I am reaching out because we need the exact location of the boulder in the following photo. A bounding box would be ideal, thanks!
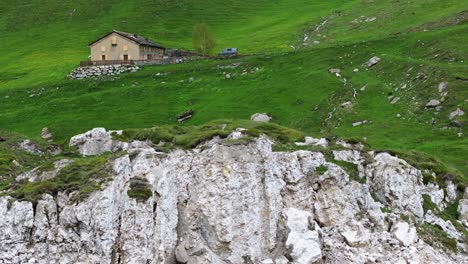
[391,221,417,246]
[366,153,424,219]
[69,128,128,156]
[363,56,381,67]
[426,100,440,108]
[458,198,468,228]
[341,224,369,247]
[41,127,53,141]
[284,208,322,264]
[438,82,448,93]
[251,113,272,122]
[352,120,368,127]
[17,140,42,154]
[451,120,464,128]
[449,108,465,120]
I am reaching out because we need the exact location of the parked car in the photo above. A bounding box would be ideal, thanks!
[219,48,238,56]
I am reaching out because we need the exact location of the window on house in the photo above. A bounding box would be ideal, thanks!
[147,54,153,60]
[111,36,117,46]
[101,55,106,61]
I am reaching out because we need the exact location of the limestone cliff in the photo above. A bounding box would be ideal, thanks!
[1,128,467,264]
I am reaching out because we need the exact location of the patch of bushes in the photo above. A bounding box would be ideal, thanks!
[127,178,153,202]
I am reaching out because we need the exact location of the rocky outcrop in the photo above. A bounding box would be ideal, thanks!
[0,129,466,264]
[67,64,140,79]
[69,128,128,156]
[251,113,272,122]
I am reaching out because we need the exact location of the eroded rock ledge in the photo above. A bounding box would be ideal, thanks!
[1,128,467,264]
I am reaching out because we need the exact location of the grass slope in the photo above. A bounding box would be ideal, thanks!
[0,1,467,176]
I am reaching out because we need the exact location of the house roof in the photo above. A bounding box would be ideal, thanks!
[88,30,166,49]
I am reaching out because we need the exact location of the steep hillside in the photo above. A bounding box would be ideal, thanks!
[0,1,467,176]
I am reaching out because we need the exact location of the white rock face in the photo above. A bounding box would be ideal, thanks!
[69,128,129,156]
[425,211,462,240]
[366,153,424,219]
[284,208,322,264]
[0,130,466,264]
[458,190,468,227]
[250,113,272,122]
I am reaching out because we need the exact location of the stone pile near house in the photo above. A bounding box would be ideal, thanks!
[68,64,140,79]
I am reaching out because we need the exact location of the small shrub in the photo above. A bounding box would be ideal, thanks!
[422,194,437,212]
[315,165,328,175]
[127,178,152,202]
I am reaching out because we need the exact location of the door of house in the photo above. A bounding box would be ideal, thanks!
[123,54,129,61]
[101,55,106,61]
[147,54,153,60]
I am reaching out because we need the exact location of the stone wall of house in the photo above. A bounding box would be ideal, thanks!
[67,65,140,79]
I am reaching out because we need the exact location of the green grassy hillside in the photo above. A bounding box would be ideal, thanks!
[0,1,467,177]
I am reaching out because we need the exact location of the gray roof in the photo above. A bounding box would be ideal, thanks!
[89,30,166,49]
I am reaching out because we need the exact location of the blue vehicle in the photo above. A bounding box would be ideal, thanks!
[219,48,238,56]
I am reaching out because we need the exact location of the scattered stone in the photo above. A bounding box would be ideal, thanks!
[451,120,464,128]
[458,189,468,227]
[438,82,448,93]
[250,113,272,122]
[353,68,359,72]
[363,56,381,67]
[41,127,53,141]
[352,120,368,127]
[341,101,353,108]
[341,224,369,247]
[328,68,341,74]
[396,114,401,118]
[17,140,42,155]
[295,136,329,148]
[360,85,366,91]
[400,84,407,89]
[390,97,400,104]
[417,72,427,80]
[449,108,465,120]
[426,99,440,108]
[225,73,231,79]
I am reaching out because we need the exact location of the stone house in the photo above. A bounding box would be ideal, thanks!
[88,30,166,61]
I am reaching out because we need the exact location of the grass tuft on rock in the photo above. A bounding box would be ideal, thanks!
[4,155,112,203]
[127,178,153,202]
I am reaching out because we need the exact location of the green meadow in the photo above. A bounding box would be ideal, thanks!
[0,0,467,177]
